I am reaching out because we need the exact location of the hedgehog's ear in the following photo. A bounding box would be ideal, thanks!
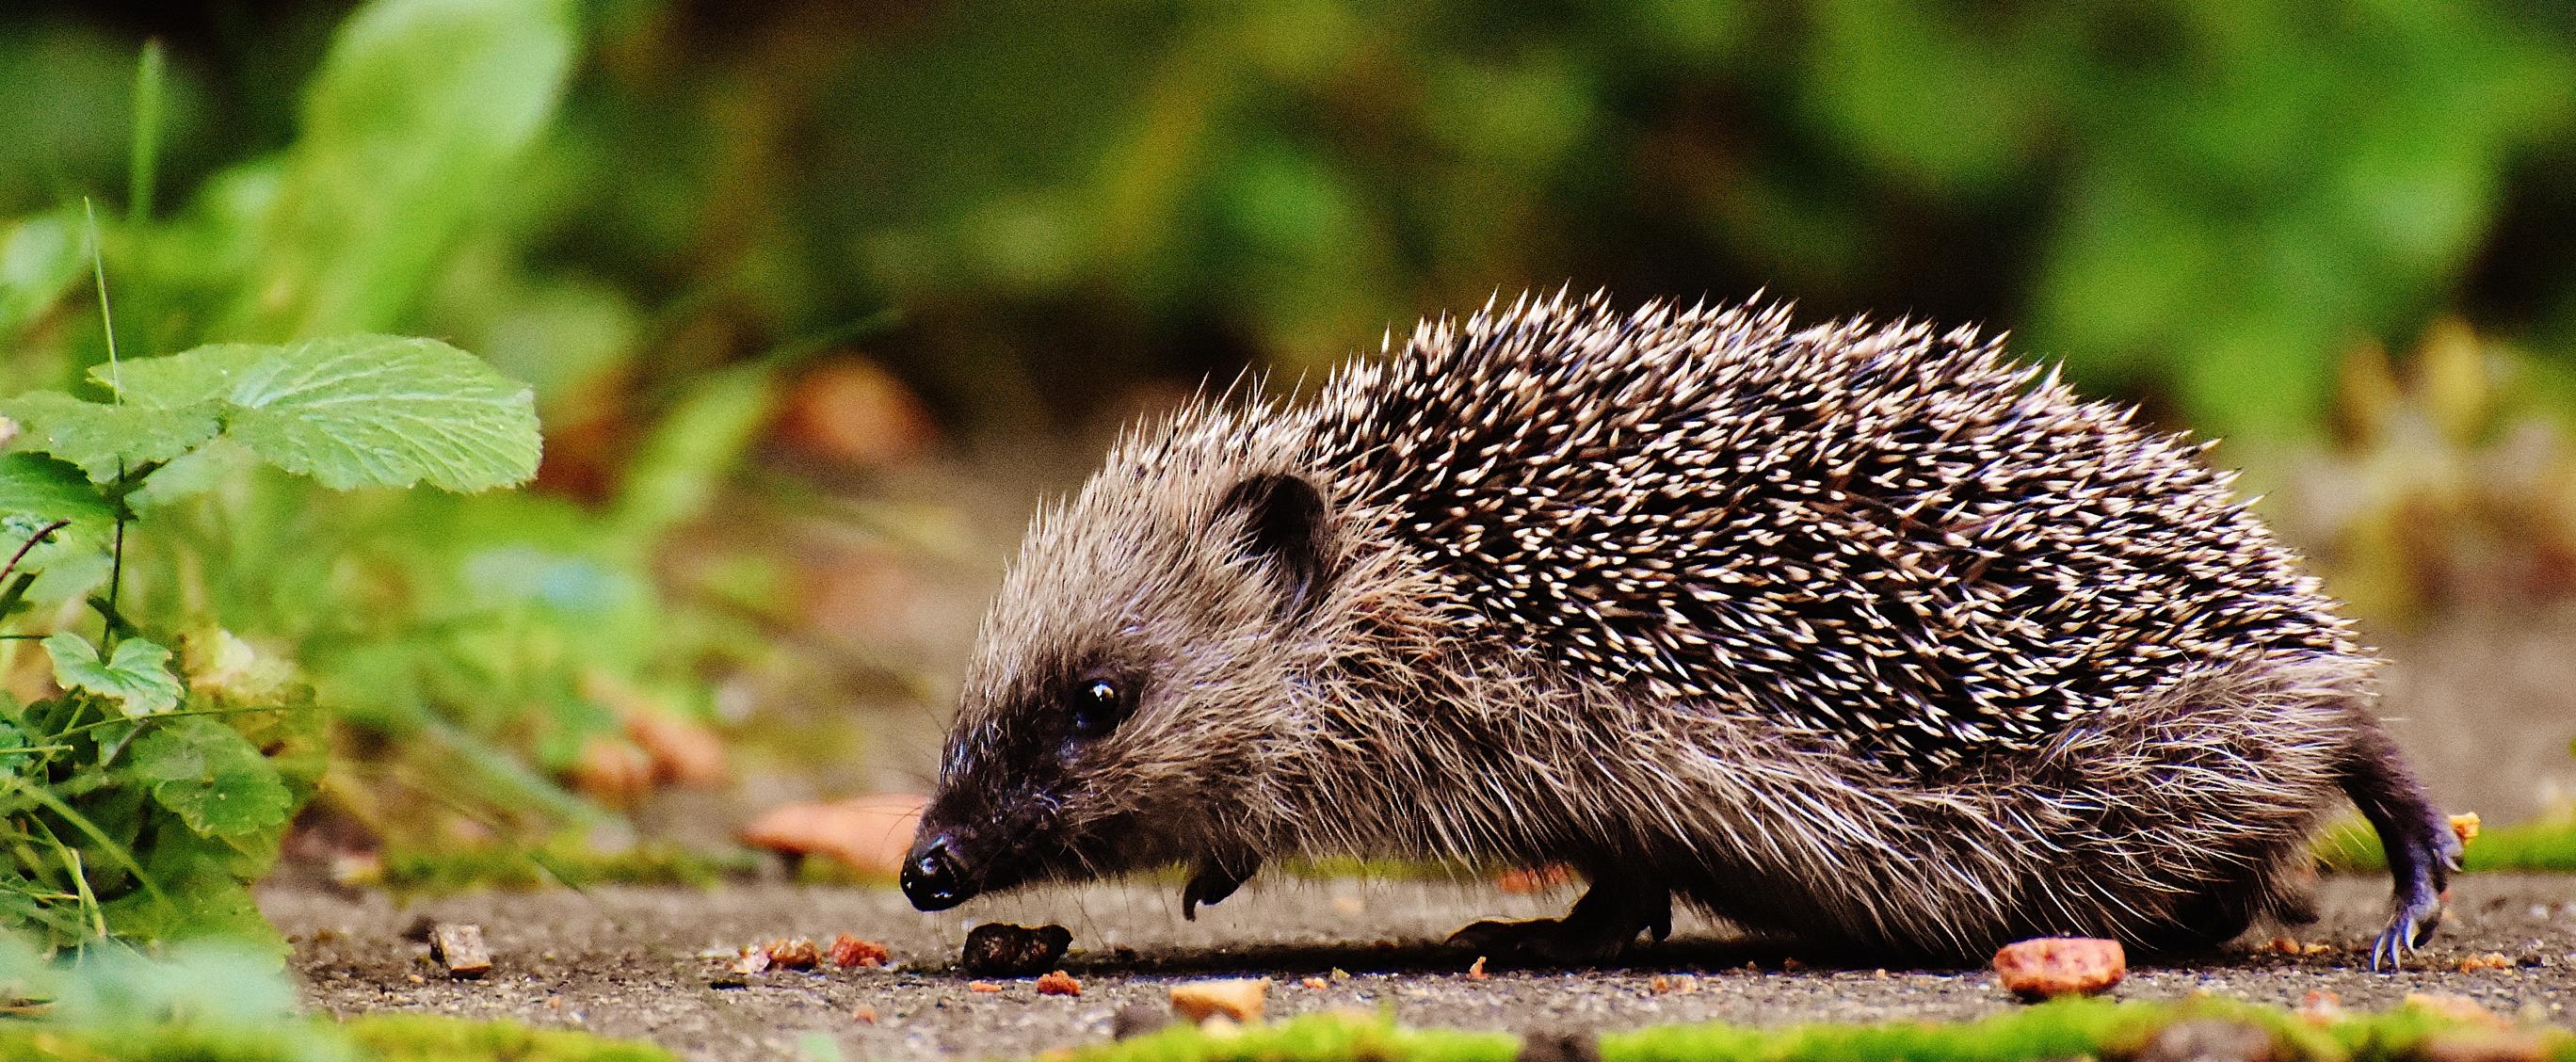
[1215,473,1329,621]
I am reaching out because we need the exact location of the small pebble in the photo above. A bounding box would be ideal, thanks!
[428,924,492,979]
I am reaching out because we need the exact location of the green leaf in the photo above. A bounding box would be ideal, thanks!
[0,210,86,332]
[43,635,183,717]
[0,718,28,779]
[0,391,222,482]
[223,0,575,338]
[126,716,293,838]
[0,452,114,524]
[99,335,541,491]
[0,453,115,590]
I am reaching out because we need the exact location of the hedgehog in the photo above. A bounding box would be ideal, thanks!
[900,290,2460,969]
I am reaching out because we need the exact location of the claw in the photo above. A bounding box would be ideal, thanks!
[2371,885,2444,972]
[1181,852,1260,921]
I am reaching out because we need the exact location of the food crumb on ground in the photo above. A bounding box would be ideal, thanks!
[1467,956,1488,980]
[1301,976,1328,990]
[1170,978,1269,1022]
[1991,937,2125,999]
[851,1006,877,1024]
[967,980,1004,993]
[1035,970,1081,996]
[765,938,820,970]
[829,933,890,969]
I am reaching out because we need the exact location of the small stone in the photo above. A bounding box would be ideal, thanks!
[1515,1030,1602,1062]
[2134,1020,2278,1062]
[1991,937,2124,999]
[1170,977,1269,1022]
[959,923,1071,976]
[1110,1004,1171,1039]
[2418,1032,2546,1062]
[2299,990,2345,1025]
[428,924,492,979]
[1035,970,1082,996]
[2407,992,2509,1030]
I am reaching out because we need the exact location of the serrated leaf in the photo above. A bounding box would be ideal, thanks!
[0,391,223,482]
[0,452,114,523]
[126,716,293,838]
[0,717,27,779]
[43,635,184,717]
[0,453,113,597]
[97,335,541,492]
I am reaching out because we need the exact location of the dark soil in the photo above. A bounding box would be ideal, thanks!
[270,874,2576,1062]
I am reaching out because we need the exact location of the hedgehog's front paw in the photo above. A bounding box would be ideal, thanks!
[2369,884,2446,972]
[1447,879,1669,965]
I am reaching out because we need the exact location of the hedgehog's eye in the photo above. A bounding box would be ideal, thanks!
[1068,676,1129,738]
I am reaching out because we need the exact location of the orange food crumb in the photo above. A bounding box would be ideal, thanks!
[1036,970,1082,996]
[829,933,890,969]
[1300,976,1329,990]
[765,938,821,970]
[852,1006,877,1024]
[968,980,1004,993]
[1467,956,1489,980]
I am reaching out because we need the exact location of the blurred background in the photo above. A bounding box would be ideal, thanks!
[1,0,2571,887]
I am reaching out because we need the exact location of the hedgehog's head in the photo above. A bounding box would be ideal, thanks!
[903,416,1335,913]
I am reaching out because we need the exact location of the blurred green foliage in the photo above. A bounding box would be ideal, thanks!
[0,0,789,904]
[0,0,2570,919]
[10,0,2573,444]
[0,929,675,1060]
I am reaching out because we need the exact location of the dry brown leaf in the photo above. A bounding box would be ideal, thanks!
[740,793,926,877]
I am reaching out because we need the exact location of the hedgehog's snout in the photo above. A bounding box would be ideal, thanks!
[901,832,973,910]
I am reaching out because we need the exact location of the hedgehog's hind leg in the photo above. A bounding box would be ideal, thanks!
[2338,723,2462,971]
[1448,875,1670,964]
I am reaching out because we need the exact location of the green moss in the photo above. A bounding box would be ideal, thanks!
[1070,1011,1517,1062]
[374,842,761,895]
[1045,997,2574,1062]
[0,1014,673,1062]
[344,1014,680,1061]
[2316,815,2576,873]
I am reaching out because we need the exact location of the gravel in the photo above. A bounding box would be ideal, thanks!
[270,873,2576,1062]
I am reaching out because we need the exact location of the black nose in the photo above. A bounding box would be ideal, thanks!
[901,834,972,910]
